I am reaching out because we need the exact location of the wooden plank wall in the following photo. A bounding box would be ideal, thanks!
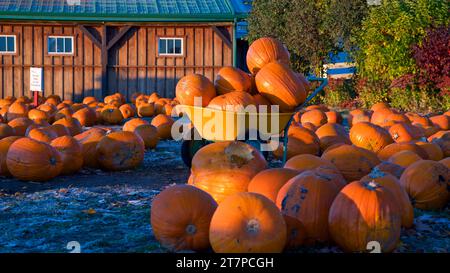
[0,23,233,101]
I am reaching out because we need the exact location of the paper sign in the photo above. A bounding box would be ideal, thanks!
[30,67,43,92]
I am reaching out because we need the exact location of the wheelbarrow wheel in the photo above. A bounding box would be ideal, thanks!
[181,139,209,168]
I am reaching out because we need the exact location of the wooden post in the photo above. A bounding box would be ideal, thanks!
[101,25,108,99]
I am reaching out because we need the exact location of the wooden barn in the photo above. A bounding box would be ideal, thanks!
[0,0,250,101]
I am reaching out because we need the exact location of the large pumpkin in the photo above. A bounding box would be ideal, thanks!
[176,74,216,107]
[370,108,395,126]
[137,102,155,117]
[440,157,450,168]
[209,192,286,253]
[0,136,22,176]
[96,131,145,171]
[6,102,28,121]
[361,169,414,228]
[134,124,159,149]
[301,110,328,128]
[191,141,267,203]
[119,104,136,119]
[322,144,381,182]
[6,137,63,181]
[255,62,306,112]
[48,124,71,137]
[388,122,421,143]
[246,37,290,74]
[150,114,175,140]
[276,170,340,244]
[388,150,422,168]
[74,127,108,168]
[328,180,401,252]
[207,91,256,112]
[377,142,428,161]
[399,160,449,210]
[214,66,252,95]
[284,154,336,173]
[429,131,450,157]
[27,127,58,143]
[151,185,218,252]
[72,107,97,127]
[28,109,49,122]
[123,118,149,132]
[325,111,343,124]
[284,215,307,250]
[247,168,300,203]
[374,161,405,179]
[315,123,351,152]
[101,106,124,125]
[50,135,83,175]
[273,125,320,159]
[8,117,34,136]
[0,124,15,140]
[54,107,73,121]
[416,141,444,161]
[53,117,82,136]
[430,115,449,130]
[349,122,393,153]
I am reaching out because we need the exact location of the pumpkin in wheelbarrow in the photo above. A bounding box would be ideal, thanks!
[176,74,216,107]
[207,91,256,112]
[246,37,290,75]
[190,141,267,203]
[214,66,252,95]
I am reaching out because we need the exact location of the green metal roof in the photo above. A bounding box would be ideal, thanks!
[0,0,248,22]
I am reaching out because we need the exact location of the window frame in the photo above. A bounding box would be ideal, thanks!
[157,37,185,58]
[46,35,75,56]
[0,34,17,55]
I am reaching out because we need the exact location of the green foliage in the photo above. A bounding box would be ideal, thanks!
[320,79,357,108]
[389,87,448,114]
[355,78,390,109]
[355,0,450,81]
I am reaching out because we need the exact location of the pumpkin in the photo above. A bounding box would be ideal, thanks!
[96,131,145,171]
[45,95,61,106]
[388,122,421,143]
[252,94,271,111]
[349,122,393,153]
[101,106,124,125]
[370,108,395,126]
[0,124,15,140]
[151,184,218,252]
[191,141,267,203]
[0,136,22,176]
[255,62,306,113]
[62,99,74,106]
[33,118,51,127]
[399,160,449,210]
[82,96,97,105]
[273,126,320,159]
[6,137,63,181]
[214,66,252,95]
[328,180,401,252]
[148,93,160,104]
[134,124,159,149]
[123,118,149,132]
[162,103,175,116]
[429,131,450,157]
[54,107,73,121]
[8,117,34,136]
[276,170,340,244]
[53,117,82,136]
[50,135,83,175]
[176,74,216,107]
[284,154,336,173]
[209,192,286,253]
[299,122,316,132]
[134,95,149,106]
[325,111,343,124]
[207,91,256,112]
[27,127,58,143]
[6,102,28,121]
[28,109,49,122]
[300,109,328,128]
[315,123,351,152]
[154,98,171,114]
[371,102,390,112]
[377,142,428,161]
[440,157,450,168]
[247,168,300,203]
[386,112,410,124]
[48,124,71,137]
[37,103,57,117]
[57,102,71,110]
[151,114,174,140]
[119,104,136,119]
[406,113,432,127]
[374,161,405,179]
[137,102,155,117]
[74,127,108,168]
[283,215,307,250]
[430,115,449,130]
[348,109,371,126]
[361,169,414,228]
[72,107,97,127]
[246,37,290,74]
[322,144,380,182]
[415,141,443,161]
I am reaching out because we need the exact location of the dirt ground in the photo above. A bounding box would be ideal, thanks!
[0,138,449,253]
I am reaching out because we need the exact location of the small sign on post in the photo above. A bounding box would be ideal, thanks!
[30,67,43,107]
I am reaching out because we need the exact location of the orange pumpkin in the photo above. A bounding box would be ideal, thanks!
[315,123,351,151]
[406,112,432,127]
[96,131,145,171]
[348,109,371,126]
[439,157,450,168]
[349,122,393,153]
[276,170,340,244]
[247,168,300,202]
[300,109,328,128]
[370,102,390,112]
[8,117,34,136]
[53,117,82,136]
[284,154,336,172]
[388,122,421,143]
[430,115,449,130]
[28,109,49,122]
[154,98,171,114]
[325,111,343,124]
[27,127,58,143]
[45,95,62,106]
[386,112,410,124]
[176,74,216,107]
[255,62,306,113]
[151,185,218,252]
[283,215,307,250]
[148,93,160,104]
[399,160,449,210]
[134,124,159,149]
[207,91,256,112]
[415,141,443,161]
[214,66,252,95]
[72,107,97,127]
[6,137,63,181]
[374,161,405,179]
[74,127,108,168]
[134,95,149,106]
[273,126,320,159]
[82,96,97,105]
[328,180,401,252]
[6,102,28,121]
[0,136,22,176]
[361,169,414,228]
[246,37,290,74]
[137,102,155,117]
[48,124,71,137]
[370,108,395,126]
[54,107,73,121]
[191,141,267,203]
[119,104,136,119]
[123,118,149,132]
[322,144,381,182]
[429,131,450,157]
[100,106,124,125]
[50,135,83,175]
[252,94,271,110]
[150,114,174,140]
[378,142,428,161]
[0,124,15,140]
[209,192,286,253]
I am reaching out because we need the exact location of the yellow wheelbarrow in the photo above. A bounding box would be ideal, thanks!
[178,77,328,167]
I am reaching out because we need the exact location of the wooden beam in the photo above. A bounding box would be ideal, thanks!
[101,25,108,98]
[212,26,232,49]
[78,25,101,48]
[107,26,133,50]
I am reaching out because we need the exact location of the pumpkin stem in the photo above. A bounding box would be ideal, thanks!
[185,224,197,235]
[365,181,380,190]
[246,219,260,235]
[225,141,254,167]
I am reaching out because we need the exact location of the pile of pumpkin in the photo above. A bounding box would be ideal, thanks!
[151,36,449,253]
[0,93,178,182]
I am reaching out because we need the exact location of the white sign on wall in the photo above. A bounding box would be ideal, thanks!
[30,67,43,92]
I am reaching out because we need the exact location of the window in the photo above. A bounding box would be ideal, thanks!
[0,35,16,54]
[158,37,183,56]
[48,36,74,55]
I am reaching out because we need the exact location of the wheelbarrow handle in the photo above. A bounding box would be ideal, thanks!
[281,77,328,164]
